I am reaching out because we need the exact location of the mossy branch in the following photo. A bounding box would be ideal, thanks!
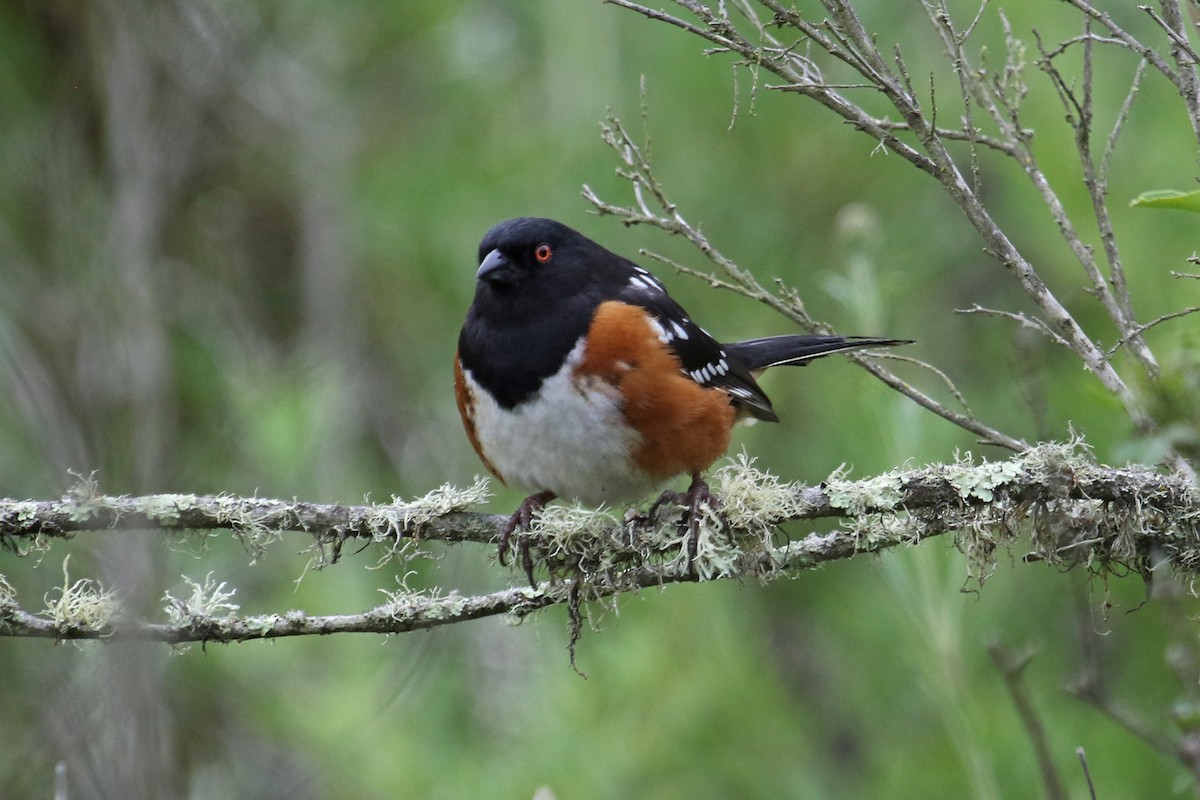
[0,443,1197,644]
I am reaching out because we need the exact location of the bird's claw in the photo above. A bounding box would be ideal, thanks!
[648,473,722,577]
[497,490,555,587]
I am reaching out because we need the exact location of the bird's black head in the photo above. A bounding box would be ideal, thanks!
[470,216,635,330]
[474,217,598,293]
[460,217,629,407]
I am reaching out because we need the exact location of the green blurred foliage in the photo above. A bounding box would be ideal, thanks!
[1132,189,1200,213]
[0,1,1197,798]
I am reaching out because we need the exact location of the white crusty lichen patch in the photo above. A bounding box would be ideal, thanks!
[212,493,286,559]
[43,555,119,630]
[376,574,469,622]
[824,464,906,515]
[713,453,812,532]
[163,572,240,626]
[0,573,15,609]
[140,493,197,524]
[369,477,492,541]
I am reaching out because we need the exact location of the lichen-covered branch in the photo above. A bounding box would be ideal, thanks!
[1,443,1197,644]
[0,476,500,557]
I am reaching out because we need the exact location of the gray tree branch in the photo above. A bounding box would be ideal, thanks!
[1,444,1196,645]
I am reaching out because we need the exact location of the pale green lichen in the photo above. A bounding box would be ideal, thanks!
[12,501,39,523]
[626,495,740,580]
[825,464,905,515]
[841,508,915,551]
[244,615,279,637]
[7,525,52,560]
[682,500,742,580]
[163,572,240,625]
[43,555,119,630]
[143,494,199,526]
[62,472,107,523]
[530,503,625,564]
[927,440,1166,587]
[944,452,1024,502]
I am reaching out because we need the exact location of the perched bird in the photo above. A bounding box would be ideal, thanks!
[455,217,909,575]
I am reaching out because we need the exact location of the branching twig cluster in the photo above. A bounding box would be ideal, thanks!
[583,114,1026,452]
[579,7,1200,772]
[596,0,1200,480]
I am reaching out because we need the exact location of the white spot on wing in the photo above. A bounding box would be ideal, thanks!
[629,268,665,294]
[647,318,672,344]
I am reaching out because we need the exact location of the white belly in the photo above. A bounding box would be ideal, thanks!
[461,341,654,505]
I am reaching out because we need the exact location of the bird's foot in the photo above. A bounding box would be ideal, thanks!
[649,473,721,577]
[498,490,555,587]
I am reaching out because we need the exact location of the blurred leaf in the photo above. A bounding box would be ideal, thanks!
[1129,189,1200,213]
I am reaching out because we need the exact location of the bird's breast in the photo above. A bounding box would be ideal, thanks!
[458,336,654,505]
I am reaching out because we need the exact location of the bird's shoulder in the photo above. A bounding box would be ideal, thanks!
[606,266,776,419]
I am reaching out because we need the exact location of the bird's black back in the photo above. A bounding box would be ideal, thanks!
[459,218,905,421]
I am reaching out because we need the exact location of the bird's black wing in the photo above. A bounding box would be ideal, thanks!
[614,265,779,422]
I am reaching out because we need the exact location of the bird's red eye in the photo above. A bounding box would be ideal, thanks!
[535,244,553,263]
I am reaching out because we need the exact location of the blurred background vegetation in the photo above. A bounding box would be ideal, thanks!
[0,1,1197,797]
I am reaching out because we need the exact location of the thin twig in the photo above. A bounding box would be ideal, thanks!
[1069,671,1183,759]
[1149,0,1200,143]
[1035,24,1159,378]
[957,305,1072,350]
[1141,3,1200,65]
[988,644,1068,800]
[920,3,1164,443]
[1077,748,1098,800]
[865,352,972,411]
[1106,306,1200,357]
[1063,0,1200,143]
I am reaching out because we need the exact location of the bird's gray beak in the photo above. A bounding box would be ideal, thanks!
[476,248,516,284]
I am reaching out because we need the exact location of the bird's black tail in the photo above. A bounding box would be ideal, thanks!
[723,335,912,372]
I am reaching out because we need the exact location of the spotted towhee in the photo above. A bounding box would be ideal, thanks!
[455,217,909,574]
